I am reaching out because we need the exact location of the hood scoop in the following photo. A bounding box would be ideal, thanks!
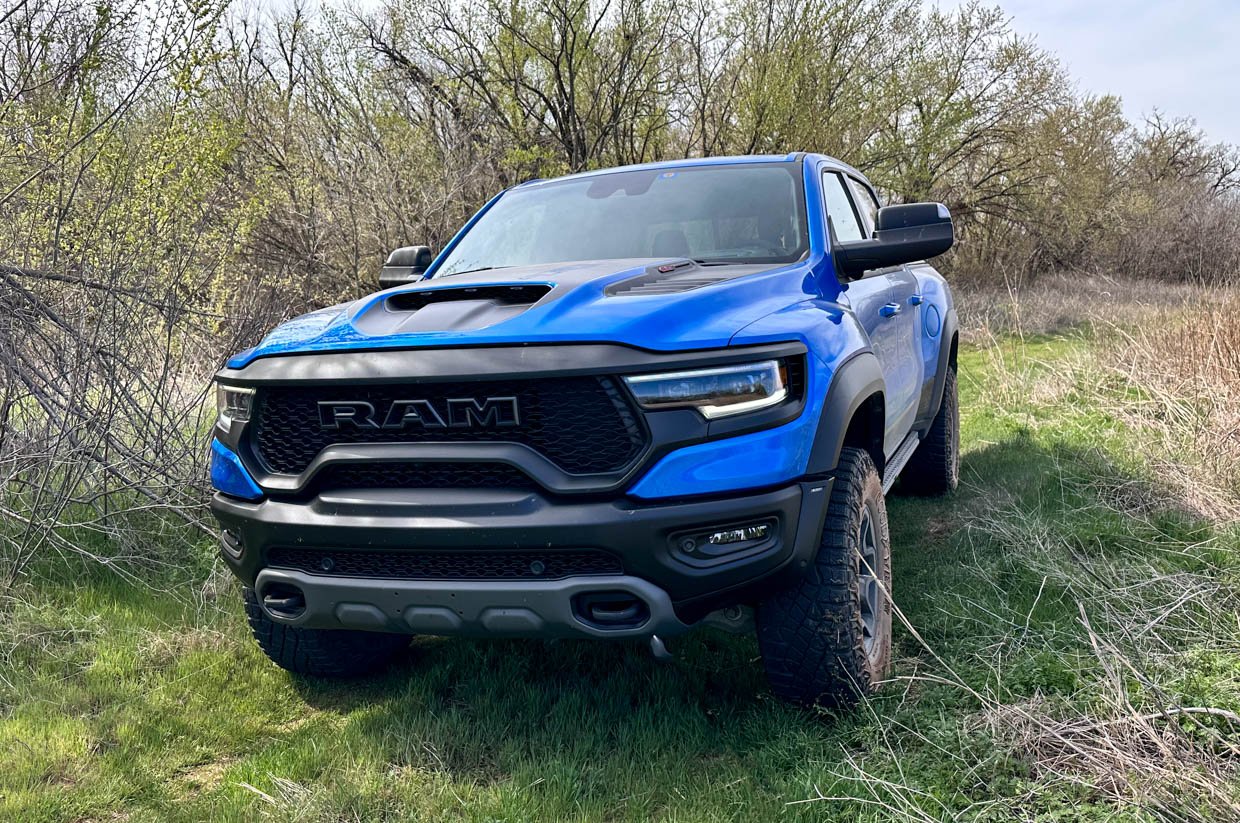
[354,283,554,335]
[386,284,552,311]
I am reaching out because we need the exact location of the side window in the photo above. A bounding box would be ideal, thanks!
[847,177,879,236]
[821,172,864,242]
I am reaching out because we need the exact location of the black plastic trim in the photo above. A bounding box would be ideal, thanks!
[386,284,552,311]
[604,262,773,297]
[212,478,833,621]
[215,341,807,385]
[252,568,690,639]
[917,306,958,429]
[805,351,886,475]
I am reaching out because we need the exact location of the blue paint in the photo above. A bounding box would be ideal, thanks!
[925,303,942,337]
[628,353,828,498]
[226,155,858,370]
[219,152,956,502]
[210,439,264,501]
[225,255,825,369]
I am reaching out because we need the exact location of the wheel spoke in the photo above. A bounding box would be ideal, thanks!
[856,505,882,657]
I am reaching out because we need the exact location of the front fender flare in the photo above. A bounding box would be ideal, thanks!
[806,351,886,475]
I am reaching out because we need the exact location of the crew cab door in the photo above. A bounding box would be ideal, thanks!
[821,171,924,457]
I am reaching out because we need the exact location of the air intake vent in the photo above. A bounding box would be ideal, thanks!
[386,284,551,312]
[311,462,537,493]
[607,263,744,297]
[267,547,623,581]
[611,276,734,296]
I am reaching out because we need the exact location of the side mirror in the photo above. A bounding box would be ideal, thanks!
[834,203,954,280]
[379,245,434,289]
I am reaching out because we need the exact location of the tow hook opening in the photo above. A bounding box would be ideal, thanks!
[573,591,650,630]
[261,582,307,620]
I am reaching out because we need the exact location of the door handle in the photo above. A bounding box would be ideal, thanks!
[879,303,902,318]
[909,294,925,306]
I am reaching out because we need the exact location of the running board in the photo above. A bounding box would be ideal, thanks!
[881,432,921,495]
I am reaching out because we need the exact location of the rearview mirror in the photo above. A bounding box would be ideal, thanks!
[834,203,954,280]
[379,245,434,289]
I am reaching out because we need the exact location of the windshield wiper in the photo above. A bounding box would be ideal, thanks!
[441,265,513,277]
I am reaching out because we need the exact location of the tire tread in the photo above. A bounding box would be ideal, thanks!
[243,587,408,677]
[756,448,891,708]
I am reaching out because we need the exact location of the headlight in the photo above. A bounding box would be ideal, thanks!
[624,360,788,419]
[215,383,254,429]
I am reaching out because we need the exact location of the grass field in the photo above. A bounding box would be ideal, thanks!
[2,320,1238,821]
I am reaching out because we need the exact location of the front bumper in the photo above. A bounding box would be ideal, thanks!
[211,478,832,638]
[253,569,694,639]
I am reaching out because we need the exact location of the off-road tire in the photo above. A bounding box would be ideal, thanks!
[243,587,409,677]
[756,447,893,708]
[900,367,959,495]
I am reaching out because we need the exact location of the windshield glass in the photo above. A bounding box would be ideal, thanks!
[435,162,808,276]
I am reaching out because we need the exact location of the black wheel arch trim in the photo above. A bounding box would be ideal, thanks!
[919,306,959,429]
[806,351,886,475]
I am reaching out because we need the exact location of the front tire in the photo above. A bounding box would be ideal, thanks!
[243,587,409,677]
[756,447,893,708]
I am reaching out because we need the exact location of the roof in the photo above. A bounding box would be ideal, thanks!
[513,152,868,189]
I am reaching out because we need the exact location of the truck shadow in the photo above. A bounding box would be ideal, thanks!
[286,429,1220,786]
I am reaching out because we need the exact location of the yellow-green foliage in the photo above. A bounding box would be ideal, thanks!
[4,0,1238,326]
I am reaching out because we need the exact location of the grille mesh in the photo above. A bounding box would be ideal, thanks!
[312,462,536,493]
[252,376,645,475]
[267,546,623,580]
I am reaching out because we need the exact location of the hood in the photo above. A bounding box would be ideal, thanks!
[228,257,822,368]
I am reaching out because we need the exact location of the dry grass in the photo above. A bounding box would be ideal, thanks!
[1107,297,1240,516]
[954,273,1214,342]
[960,275,1240,521]
[925,287,1240,819]
[981,696,1240,820]
[962,498,1240,817]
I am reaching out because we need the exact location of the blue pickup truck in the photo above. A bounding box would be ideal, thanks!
[209,153,959,708]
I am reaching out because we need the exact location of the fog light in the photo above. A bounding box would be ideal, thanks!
[671,518,778,564]
[220,528,244,559]
[708,524,770,545]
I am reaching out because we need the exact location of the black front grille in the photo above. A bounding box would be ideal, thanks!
[252,376,646,475]
[267,547,623,580]
[312,462,536,493]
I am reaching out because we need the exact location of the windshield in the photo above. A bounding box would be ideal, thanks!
[434,162,808,276]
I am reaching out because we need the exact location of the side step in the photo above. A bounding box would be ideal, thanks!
[881,431,921,495]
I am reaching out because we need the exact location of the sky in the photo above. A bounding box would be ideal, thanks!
[935,0,1240,145]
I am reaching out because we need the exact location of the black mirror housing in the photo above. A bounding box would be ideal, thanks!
[379,245,434,289]
[834,202,954,280]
